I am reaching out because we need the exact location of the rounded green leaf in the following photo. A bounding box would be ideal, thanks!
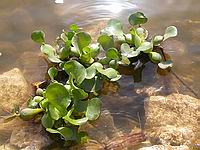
[48,67,58,81]
[63,109,88,125]
[97,35,114,51]
[121,43,140,58]
[31,30,45,44]
[48,104,61,120]
[101,19,124,40]
[72,32,91,52]
[158,60,173,69]
[149,52,162,63]
[164,26,178,40]
[45,83,71,115]
[41,113,54,128]
[46,127,74,141]
[136,41,153,53]
[153,35,164,46]
[86,65,96,79]
[70,24,79,32]
[106,48,120,60]
[40,44,55,56]
[89,43,100,58]
[86,98,101,120]
[72,88,88,100]
[59,47,70,60]
[64,60,86,85]
[97,68,118,79]
[128,12,148,26]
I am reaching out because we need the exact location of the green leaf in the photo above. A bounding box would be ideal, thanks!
[106,48,120,60]
[130,29,142,48]
[89,43,100,58]
[86,98,101,120]
[40,44,61,63]
[109,60,118,69]
[70,24,79,32]
[97,68,119,79]
[136,27,148,40]
[48,104,61,120]
[59,46,70,60]
[19,108,43,121]
[164,26,178,40]
[72,32,91,53]
[129,12,148,26]
[74,100,88,112]
[46,127,74,141]
[63,109,88,125]
[101,19,124,40]
[136,41,153,53]
[61,33,68,42]
[121,43,140,58]
[80,76,102,93]
[86,65,96,79]
[72,88,88,100]
[41,113,54,128]
[48,67,58,81]
[158,60,173,69]
[110,75,122,82]
[31,30,45,44]
[118,55,131,65]
[153,35,164,46]
[44,83,71,116]
[64,60,87,85]
[149,52,162,63]
[97,35,114,51]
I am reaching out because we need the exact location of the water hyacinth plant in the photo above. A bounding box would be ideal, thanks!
[13,12,177,145]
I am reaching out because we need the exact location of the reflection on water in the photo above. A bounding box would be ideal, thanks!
[0,0,200,149]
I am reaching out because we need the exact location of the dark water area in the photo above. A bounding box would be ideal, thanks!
[0,0,199,149]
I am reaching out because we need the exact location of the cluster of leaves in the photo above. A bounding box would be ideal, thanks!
[15,12,177,144]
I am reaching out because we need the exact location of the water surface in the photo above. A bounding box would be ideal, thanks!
[0,0,199,148]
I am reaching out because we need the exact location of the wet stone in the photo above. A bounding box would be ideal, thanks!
[0,68,31,113]
[144,94,200,147]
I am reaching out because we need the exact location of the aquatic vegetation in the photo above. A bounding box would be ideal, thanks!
[7,12,177,146]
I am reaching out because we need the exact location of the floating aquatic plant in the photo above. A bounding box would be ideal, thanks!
[7,12,177,145]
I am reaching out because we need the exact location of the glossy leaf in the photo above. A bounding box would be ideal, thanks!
[153,35,164,46]
[48,104,61,120]
[118,55,131,65]
[97,35,114,51]
[129,12,148,25]
[44,83,71,115]
[86,98,101,120]
[149,52,162,63]
[130,29,142,48]
[48,67,58,81]
[89,43,100,58]
[72,32,91,53]
[72,88,88,100]
[121,43,140,58]
[158,60,173,69]
[42,113,54,128]
[136,41,153,53]
[64,60,87,85]
[97,68,119,79]
[70,24,79,32]
[101,19,124,40]
[46,127,74,141]
[63,109,88,125]
[164,26,178,40]
[59,47,70,60]
[106,48,120,60]
[20,108,43,121]
[86,65,96,79]
[31,30,45,44]
[74,100,88,112]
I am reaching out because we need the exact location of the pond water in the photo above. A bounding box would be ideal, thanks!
[0,0,199,149]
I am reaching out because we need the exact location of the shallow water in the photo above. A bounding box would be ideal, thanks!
[0,0,199,149]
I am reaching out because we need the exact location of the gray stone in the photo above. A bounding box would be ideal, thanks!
[0,68,31,113]
[144,94,200,147]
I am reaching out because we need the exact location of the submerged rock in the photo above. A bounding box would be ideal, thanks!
[144,94,200,147]
[0,68,31,113]
[139,144,189,150]
[10,121,52,150]
[16,51,48,83]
